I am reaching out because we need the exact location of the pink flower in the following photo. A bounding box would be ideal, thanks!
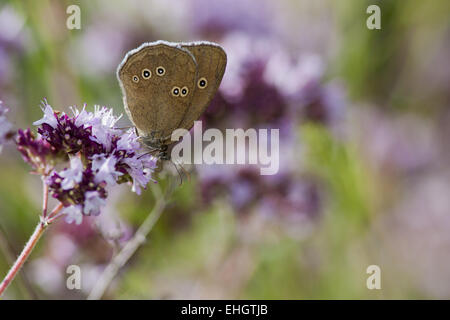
[63,205,83,225]
[92,154,122,186]
[59,156,84,190]
[33,100,58,129]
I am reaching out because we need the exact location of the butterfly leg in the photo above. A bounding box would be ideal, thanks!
[174,159,191,182]
[113,126,135,130]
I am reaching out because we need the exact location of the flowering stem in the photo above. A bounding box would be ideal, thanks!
[88,183,169,300]
[42,177,49,218]
[0,224,38,299]
[0,203,63,298]
[0,221,45,297]
[47,203,64,220]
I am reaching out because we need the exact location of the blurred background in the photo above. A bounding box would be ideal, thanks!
[0,0,449,299]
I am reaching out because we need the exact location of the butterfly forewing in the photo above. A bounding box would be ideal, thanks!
[117,42,197,141]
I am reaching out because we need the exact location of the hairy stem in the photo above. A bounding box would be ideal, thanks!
[0,201,63,298]
[0,223,39,299]
[0,221,46,297]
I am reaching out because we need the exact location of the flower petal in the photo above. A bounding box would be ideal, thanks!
[33,101,58,129]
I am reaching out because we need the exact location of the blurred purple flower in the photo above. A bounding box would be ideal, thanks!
[83,191,107,216]
[0,6,26,85]
[0,6,26,48]
[199,165,321,219]
[204,33,345,131]
[0,48,12,89]
[0,101,14,152]
[188,0,277,37]
[358,109,435,175]
[69,22,128,76]
[196,33,345,222]
[64,205,83,225]
[299,81,347,126]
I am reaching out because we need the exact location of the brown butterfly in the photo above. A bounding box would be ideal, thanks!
[117,40,227,161]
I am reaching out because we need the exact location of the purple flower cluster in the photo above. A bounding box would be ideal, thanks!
[17,100,157,224]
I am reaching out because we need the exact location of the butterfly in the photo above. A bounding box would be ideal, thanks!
[117,40,227,162]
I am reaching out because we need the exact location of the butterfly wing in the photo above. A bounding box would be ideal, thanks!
[178,42,227,131]
[117,41,197,141]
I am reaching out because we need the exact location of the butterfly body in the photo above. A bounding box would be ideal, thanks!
[117,40,227,161]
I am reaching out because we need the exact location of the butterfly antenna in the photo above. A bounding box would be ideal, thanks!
[170,160,183,185]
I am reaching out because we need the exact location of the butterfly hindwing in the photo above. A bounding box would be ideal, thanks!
[178,42,227,131]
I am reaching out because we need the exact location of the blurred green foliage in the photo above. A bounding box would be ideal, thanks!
[336,0,450,112]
